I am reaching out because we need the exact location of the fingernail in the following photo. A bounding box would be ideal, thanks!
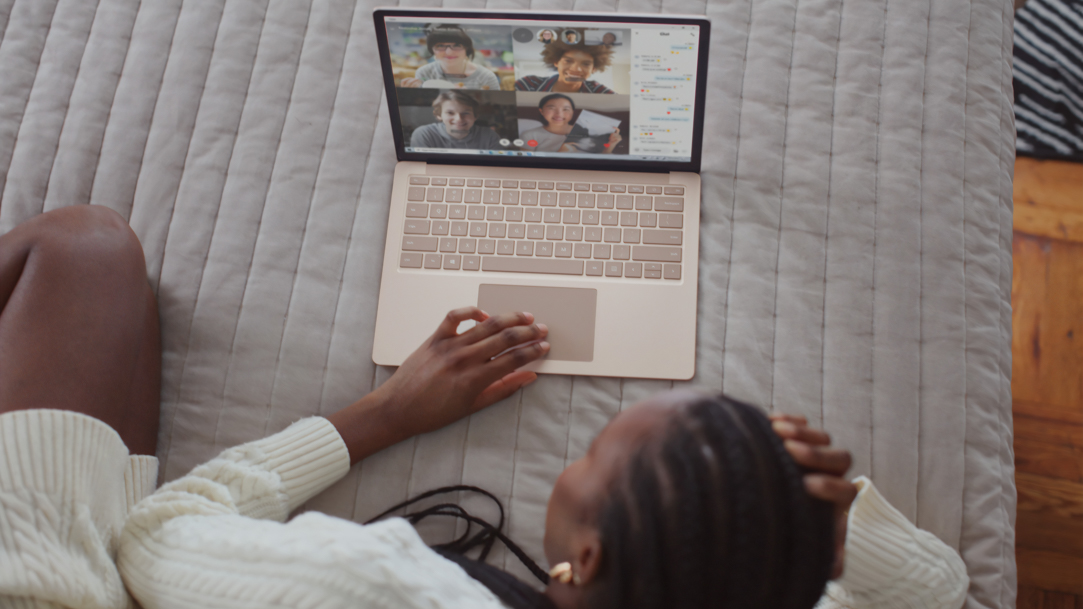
[539,341,550,351]
[772,421,796,435]
[537,323,548,334]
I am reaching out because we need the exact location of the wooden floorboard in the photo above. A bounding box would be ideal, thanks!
[1012,157,1083,604]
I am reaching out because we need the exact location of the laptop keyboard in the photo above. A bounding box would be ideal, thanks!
[399,177,684,280]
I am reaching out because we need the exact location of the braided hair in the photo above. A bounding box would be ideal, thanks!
[588,395,835,609]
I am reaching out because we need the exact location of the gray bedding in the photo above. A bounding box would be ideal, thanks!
[0,0,1016,606]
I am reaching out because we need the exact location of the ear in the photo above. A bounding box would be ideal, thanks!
[573,530,603,585]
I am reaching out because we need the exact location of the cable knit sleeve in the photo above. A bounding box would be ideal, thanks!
[116,417,506,609]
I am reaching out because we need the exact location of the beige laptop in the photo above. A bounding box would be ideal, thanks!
[371,9,710,380]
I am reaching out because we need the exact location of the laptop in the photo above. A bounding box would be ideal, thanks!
[371,9,710,380]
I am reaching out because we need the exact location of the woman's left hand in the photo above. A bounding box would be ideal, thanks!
[603,129,622,153]
[770,414,857,580]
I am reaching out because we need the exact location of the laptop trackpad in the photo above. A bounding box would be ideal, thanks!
[478,284,596,362]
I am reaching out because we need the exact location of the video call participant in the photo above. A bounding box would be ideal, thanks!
[515,40,616,94]
[410,90,503,150]
[400,25,501,91]
[538,29,555,44]
[520,94,622,154]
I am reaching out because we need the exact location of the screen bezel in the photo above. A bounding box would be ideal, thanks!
[373,8,711,174]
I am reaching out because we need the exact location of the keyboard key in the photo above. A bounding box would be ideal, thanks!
[556,182,573,191]
[644,263,662,279]
[509,224,526,239]
[431,221,449,236]
[506,207,524,222]
[469,222,487,237]
[544,209,561,223]
[408,187,426,201]
[582,210,600,225]
[402,236,438,251]
[426,188,444,202]
[563,210,581,224]
[626,262,643,278]
[664,264,681,280]
[578,193,595,208]
[558,193,576,207]
[628,185,645,194]
[613,245,631,260]
[659,213,683,228]
[465,189,482,203]
[485,179,501,188]
[431,178,448,186]
[574,243,592,259]
[620,212,638,227]
[623,228,641,244]
[502,180,519,188]
[440,237,457,253]
[478,239,496,254]
[467,179,484,187]
[528,225,545,239]
[537,242,554,256]
[524,208,543,223]
[538,181,555,190]
[429,204,447,219]
[463,255,481,270]
[605,261,623,277]
[610,185,627,193]
[520,181,537,189]
[445,189,463,203]
[574,183,590,192]
[664,186,684,195]
[424,253,442,269]
[483,190,500,204]
[546,225,564,240]
[400,252,423,268]
[654,197,685,212]
[409,176,429,185]
[444,255,461,270]
[483,257,583,275]
[597,194,614,209]
[585,261,604,276]
[616,195,635,209]
[646,186,662,194]
[468,205,485,220]
[566,226,583,241]
[406,203,428,217]
[449,178,465,187]
[592,183,608,192]
[404,219,430,234]
[635,196,653,210]
[555,243,573,258]
[639,212,657,227]
[585,227,603,242]
[502,190,520,205]
[604,228,621,243]
[489,223,507,238]
[522,191,539,205]
[497,240,515,255]
[449,205,467,219]
[516,241,534,256]
[539,192,557,206]
[601,211,619,226]
[634,247,682,263]
[487,207,504,221]
[458,238,476,253]
[643,229,683,246]
[594,244,611,259]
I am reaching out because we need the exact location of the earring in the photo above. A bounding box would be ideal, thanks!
[549,561,575,585]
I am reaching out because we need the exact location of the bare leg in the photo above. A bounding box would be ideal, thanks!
[0,205,161,455]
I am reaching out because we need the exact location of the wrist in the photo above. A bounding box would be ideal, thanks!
[327,385,414,466]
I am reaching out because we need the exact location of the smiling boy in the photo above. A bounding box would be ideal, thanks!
[409,91,503,150]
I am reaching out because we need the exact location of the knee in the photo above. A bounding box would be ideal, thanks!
[30,205,148,286]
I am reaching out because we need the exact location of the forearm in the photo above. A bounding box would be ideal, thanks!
[326,386,415,466]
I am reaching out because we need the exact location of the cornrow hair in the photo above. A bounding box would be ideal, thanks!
[588,395,836,609]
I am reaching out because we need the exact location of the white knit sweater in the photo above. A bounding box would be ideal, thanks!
[0,410,969,609]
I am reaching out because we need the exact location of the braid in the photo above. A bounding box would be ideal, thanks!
[589,395,835,609]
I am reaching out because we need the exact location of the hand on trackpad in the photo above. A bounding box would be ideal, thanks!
[478,284,597,362]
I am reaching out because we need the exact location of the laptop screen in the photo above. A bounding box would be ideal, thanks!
[373,10,710,173]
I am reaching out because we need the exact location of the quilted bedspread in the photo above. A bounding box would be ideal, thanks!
[0,0,1016,606]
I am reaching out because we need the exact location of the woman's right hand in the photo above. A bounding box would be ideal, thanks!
[328,308,549,465]
[400,77,422,88]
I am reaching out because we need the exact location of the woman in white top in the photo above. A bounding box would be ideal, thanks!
[520,94,622,154]
[400,25,501,91]
[0,206,969,609]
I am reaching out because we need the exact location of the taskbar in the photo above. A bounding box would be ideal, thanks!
[406,147,690,163]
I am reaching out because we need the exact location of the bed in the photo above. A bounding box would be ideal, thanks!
[0,0,1016,606]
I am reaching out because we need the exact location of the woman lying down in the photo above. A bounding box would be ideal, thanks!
[0,206,968,609]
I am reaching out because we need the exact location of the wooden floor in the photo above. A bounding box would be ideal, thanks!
[1011,157,1083,608]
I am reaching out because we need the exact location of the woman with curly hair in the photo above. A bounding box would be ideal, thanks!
[515,37,616,94]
